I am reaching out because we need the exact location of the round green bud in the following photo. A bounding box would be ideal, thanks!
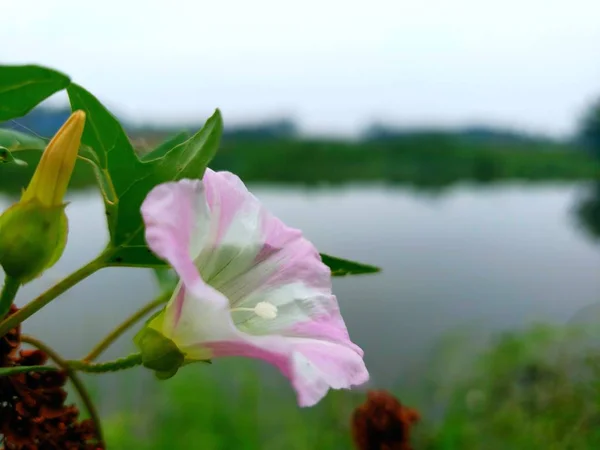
[0,200,68,283]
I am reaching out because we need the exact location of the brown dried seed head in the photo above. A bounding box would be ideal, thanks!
[351,390,420,450]
[0,305,104,449]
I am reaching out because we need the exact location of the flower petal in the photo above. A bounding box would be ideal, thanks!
[141,179,210,285]
[194,169,266,295]
[198,171,337,331]
[141,174,369,406]
[161,285,368,407]
[194,170,329,300]
[141,179,226,329]
[289,340,369,406]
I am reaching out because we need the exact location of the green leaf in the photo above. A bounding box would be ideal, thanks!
[0,128,47,152]
[140,131,190,162]
[67,83,223,267]
[319,253,381,276]
[0,146,27,166]
[0,65,70,121]
[0,365,57,376]
[0,128,46,168]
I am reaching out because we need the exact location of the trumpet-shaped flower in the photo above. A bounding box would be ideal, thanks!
[138,169,369,407]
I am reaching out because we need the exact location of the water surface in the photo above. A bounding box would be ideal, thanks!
[2,183,599,400]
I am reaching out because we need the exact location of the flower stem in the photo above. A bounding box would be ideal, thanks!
[20,334,104,446]
[68,353,143,373]
[0,276,20,318]
[0,365,57,376]
[0,251,108,337]
[84,292,170,362]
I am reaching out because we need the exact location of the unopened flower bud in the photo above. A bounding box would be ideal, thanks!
[21,111,86,207]
[0,111,85,282]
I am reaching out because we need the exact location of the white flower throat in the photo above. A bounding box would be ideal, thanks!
[230,301,278,320]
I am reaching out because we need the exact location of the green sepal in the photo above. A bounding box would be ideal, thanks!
[134,327,184,373]
[154,366,180,380]
[0,200,68,283]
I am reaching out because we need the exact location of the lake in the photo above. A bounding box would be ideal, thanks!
[1,182,600,409]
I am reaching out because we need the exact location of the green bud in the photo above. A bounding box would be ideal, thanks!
[134,327,185,375]
[0,200,68,283]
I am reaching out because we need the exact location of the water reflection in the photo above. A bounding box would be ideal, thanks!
[567,182,600,326]
[574,182,600,241]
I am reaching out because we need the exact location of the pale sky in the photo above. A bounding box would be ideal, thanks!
[3,0,600,137]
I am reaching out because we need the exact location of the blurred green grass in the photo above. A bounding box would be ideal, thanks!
[101,360,364,450]
[420,323,600,449]
[94,322,600,449]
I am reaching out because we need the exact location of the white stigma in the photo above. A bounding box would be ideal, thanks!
[254,302,278,320]
[230,301,278,320]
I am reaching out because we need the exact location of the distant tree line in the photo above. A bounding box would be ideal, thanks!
[1,104,591,151]
[363,123,565,150]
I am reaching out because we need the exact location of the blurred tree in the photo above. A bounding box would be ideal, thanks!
[223,118,298,140]
[574,182,600,241]
[579,97,600,159]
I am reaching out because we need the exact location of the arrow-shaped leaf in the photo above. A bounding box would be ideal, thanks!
[67,84,223,267]
[0,65,70,121]
[319,253,381,276]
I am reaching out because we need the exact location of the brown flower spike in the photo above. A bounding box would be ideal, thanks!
[351,390,420,450]
[0,305,102,449]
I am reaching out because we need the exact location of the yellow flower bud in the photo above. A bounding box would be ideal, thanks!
[0,111,85,282]
[21,110,86,207]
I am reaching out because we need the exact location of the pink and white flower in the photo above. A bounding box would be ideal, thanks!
[139,169,369,407]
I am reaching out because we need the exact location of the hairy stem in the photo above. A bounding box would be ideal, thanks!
[84,292,169,362]
[0,276,20,318]
[68,353,143,373]
[21,334,104,446]
[0,252,108,337]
